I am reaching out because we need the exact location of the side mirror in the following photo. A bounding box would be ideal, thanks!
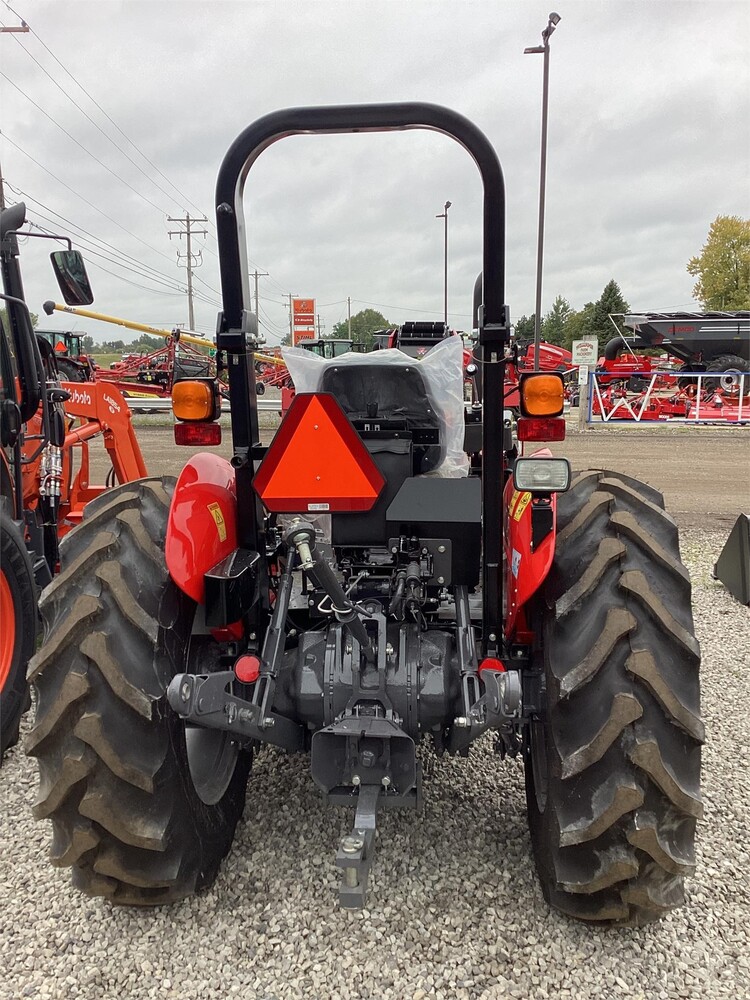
[50,250,94,306]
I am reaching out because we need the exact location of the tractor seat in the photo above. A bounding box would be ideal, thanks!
[319,362,445,474]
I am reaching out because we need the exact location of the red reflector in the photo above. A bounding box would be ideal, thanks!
[234,654,261,684]
[478,657,506,674]
[517,417,566,442]
[174,422,221,446]
[253,393,385,513]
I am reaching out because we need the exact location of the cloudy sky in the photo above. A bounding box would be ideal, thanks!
[1,0,748,346]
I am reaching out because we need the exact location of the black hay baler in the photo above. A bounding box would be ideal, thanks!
[28,105,703,925]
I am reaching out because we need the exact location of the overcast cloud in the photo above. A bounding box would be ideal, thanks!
[1,0,748,346]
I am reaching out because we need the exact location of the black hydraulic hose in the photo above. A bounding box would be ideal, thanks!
[285,520,370,648]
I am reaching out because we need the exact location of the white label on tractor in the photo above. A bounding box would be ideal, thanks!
[308,503,330,511]
[511,548,522,578]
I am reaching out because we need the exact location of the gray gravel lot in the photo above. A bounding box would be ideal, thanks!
[1,527,748,1000]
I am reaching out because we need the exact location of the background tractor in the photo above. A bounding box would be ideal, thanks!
[1,202,146,756]
[28,104,702,924]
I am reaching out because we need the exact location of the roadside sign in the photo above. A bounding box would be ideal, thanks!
[578,364,589,385]
[571,337,599,366]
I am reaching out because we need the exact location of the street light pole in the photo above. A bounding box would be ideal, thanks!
[436,200,452,327]
[525,12,561,369]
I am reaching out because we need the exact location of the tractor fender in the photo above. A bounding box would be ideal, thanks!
[503,447,558,638]
[165,453,238,604]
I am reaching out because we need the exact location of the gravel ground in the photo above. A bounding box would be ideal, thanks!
[1,527,748,1000]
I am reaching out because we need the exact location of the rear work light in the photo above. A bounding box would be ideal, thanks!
[516,417,566,442]
[519,372,565,417]
[513,457,571,493]
[173,378,220,421]
[174,422,222,446]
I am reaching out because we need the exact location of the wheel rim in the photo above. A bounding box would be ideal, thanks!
[529,718,549,813]
[183,632,239,805]
[185,724,239,806]
[0,570,16,691]
[718,370,744,396]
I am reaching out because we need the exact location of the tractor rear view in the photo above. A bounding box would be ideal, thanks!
[28,104,702,924]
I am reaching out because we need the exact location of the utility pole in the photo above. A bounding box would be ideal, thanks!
[317,314,323,338]
[168,213,207,330]
[287,293,294,343]
[347,296,352,339]
[249,269,269,322]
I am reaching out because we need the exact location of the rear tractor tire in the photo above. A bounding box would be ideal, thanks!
[26,477,251,904]
[0,500,37,758]
[705,354,750,397]
[524,470,703,925]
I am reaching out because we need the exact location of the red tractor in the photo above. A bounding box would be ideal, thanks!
[28,105,702,924]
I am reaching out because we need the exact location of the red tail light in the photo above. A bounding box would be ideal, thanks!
[517,417,566,442]
[174,422,221,446]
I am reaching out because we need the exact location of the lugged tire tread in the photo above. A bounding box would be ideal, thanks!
[28,476,251,905]
[525,468,702,925]
[559,692,643,779]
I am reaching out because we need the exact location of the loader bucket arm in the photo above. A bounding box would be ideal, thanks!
[215,103,509,653]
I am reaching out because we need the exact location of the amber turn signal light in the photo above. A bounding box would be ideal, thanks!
[519,373,565,417]
[172,379,218,421]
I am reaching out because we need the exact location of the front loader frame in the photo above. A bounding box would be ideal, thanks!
[213,102,510,655]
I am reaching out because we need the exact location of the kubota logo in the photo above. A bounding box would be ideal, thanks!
[68,388,92,408]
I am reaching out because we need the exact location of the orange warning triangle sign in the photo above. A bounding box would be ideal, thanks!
[253,393,385,513]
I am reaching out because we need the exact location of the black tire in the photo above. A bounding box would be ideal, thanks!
[255,381,266,396]
[705,354,750,397]
[0,500,37,758]
[27,477,251,904]
[56,358,86,382]
[524,469,703,925]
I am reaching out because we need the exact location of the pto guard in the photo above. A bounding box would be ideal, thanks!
[165,453,238,604]
[503,448,558,638]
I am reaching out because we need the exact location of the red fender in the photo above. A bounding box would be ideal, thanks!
[165,453,238,604]
[503,447,558,639]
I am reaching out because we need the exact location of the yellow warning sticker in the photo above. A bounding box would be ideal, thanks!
[207,502,227,542]
[512,491,532,521]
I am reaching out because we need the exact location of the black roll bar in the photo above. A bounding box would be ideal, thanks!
[214,103,509,654]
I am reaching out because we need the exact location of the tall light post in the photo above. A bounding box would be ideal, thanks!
[436,200,452,327]
[525,12,561,369]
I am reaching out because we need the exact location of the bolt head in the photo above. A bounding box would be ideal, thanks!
[352,774,361,786]
[180,680,191,702]
[438,545,446,553]
[341,835,364,854]
[437,576,445,585]
[381,776,391,788]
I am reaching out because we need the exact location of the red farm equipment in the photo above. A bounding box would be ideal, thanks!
[27,104,702,924]
[1,203,147,757]
[592,313,750,420]
[42,302,223,399]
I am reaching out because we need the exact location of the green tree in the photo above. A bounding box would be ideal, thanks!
[687,215,750,310]
[589,280,630,338]
[81,335,95,352]
[541,296,572,347]
[513,314,536,340]
[0,306,38,330]
[562,302,595,351]
[331,308,392,349]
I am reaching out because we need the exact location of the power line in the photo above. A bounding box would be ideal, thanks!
[1,132,180,266]
[2,1,209,221]
[0,71,174,217]
[5,180,218,299]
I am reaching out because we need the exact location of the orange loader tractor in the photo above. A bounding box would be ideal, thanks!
[1,202,147,756]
